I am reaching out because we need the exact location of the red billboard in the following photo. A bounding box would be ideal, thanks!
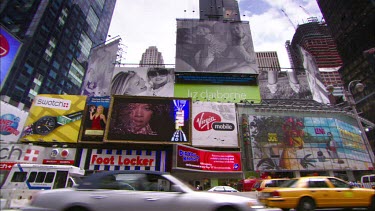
[175,144,242,172]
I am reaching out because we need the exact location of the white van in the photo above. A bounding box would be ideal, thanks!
[360,174,375,189]
[0,163,85,209]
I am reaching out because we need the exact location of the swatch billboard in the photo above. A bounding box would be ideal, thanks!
[175,144,242,172]
[21,94,86,143]
[106,96,191,144]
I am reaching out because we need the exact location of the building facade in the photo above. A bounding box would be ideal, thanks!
[199,0,241,21]
[0,0,116,110]
[316,0,375,146]
[139,46,165,67]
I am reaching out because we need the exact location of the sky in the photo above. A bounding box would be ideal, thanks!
[107,0,323,69]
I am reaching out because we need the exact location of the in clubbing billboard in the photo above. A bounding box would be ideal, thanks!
[192,102,238,147]
[243,114,373,171]
[175,144,242,172]
[106,96,191,144]
[79,96,110,143]
[21,94,86,143]
[0,101,29,143]
[111,67,175,97]
[1,27,22,88]
[175,19,258,74]
[81,39,120,97]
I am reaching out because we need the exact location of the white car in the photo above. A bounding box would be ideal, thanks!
[22,170,281,211]
[208,186,240,192]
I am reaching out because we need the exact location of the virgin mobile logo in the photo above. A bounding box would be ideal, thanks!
[194,112,235,131]
[34,96,71,110]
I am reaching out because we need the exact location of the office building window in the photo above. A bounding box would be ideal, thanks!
[86,7,99,33]
[68,59,85,87]
[96,0,105,10]
[78,32,92,61]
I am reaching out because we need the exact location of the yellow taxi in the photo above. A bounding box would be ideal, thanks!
[257,176,375,211]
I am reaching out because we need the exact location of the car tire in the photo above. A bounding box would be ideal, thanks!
[296,197,315,211]
[368,196,375,211]
[216,206,238,211]
[65,206,90,211]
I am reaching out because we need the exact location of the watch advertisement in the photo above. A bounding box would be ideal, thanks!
[79,96,110,142]
[175,144,242,172]
[21,94,86,143]
[105,95,191,144]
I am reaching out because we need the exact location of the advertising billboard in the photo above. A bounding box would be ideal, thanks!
[192,102,238,147]
[111,67,175,97]
[174,83,261,103]
[0,101,29,143]
[0,144,76,170]
[20,94,87,143]
[80,148,167,171]
[81,39,120,97]
[243,114,373,171]
[175,144,242,172]
[258,70,313,100]
[106,96,191,144]
[176,19,258,74]
[1,27,22,88]
[79,96,110,142]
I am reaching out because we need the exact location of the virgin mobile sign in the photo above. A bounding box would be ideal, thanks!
[175,145,241,172]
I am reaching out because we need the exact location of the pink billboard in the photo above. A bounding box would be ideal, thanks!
[1,27,22,88]
[175,144,242,172]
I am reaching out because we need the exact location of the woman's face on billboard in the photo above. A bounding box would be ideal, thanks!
[128,103,153,130]
[127,74,147,94]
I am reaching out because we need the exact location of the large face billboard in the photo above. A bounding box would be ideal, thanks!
[0,101,29,143]
[192,102,238,147]
[243,114,373,171]
[174,84,261,103]
[106,96,191,144]
[81,39,120,97]
[79,96,110,142]
[1,27,22,88]
[176,19,258,74]
[20,94,86,143]
[111,67,175,97]
[175,144,242,172]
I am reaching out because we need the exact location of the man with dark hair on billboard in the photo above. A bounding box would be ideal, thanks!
[146,68,174,97]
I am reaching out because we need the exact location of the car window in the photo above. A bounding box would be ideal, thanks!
[280,179,298,188]
[253,181,261,188]
[213,186,225,192]
[265,180,277,187]
[328,178,350,188]
[370,176,375,183]
[308,179,329,188]
[363,177,369,183]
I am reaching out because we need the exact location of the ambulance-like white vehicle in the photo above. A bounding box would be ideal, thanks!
[0,163,85,209]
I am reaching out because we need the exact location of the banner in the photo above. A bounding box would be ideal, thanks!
[79,96,110,142]
[175,144,242,172]
[81,39,120,97]
[0,101,29,143]
[106,96,191,144]
[192,102,238,147]
[111,67,175,97]
[1,27,22,88]
[20,94,86,143]
[176,20,258,74]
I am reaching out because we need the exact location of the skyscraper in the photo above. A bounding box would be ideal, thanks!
[139,46,165,67]
[285,18,344,97]
[0,0,116,110]
[199,0,241,21]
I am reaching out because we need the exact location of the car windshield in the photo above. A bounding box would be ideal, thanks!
[279,179,298,187]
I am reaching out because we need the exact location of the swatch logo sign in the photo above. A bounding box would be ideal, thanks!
[194,112,221,131]
[35,96,71,110]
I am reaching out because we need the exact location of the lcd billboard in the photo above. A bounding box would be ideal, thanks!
[106,96,191,144]
[192,102,238,147]
[175,144,242,172]
[21,94,86,143]
[111,67,175,97]
[243,114,373,171]
[176,19,258,74]
[79,96,110,142]
[1,27,22,88]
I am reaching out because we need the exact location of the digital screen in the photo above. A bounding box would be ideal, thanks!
[106,96,191,144]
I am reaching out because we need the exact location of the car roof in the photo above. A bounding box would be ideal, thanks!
[77,170,168,189]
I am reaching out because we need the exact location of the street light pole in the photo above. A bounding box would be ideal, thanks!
[345,80,375,169]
